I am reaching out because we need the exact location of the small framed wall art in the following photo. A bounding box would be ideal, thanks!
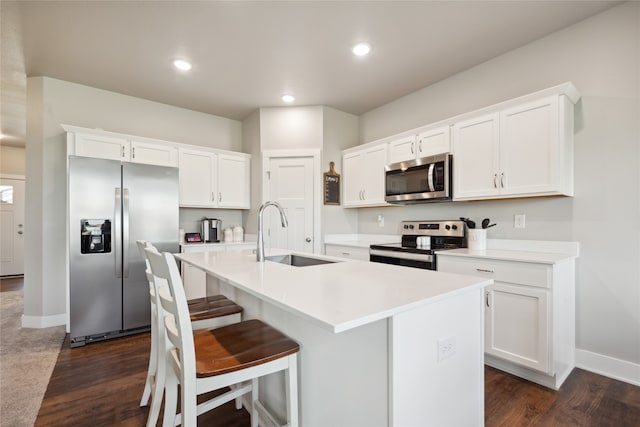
[323,161,340,205]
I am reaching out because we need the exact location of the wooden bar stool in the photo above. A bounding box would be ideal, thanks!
[136,240,243,427]
[145,248,300,427]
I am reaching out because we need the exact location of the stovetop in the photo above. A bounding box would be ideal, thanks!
[370,220,468,254]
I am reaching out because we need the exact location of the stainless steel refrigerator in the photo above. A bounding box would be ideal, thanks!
[69,156,178,347]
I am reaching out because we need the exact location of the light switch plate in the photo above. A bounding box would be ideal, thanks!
[514,214,526,229]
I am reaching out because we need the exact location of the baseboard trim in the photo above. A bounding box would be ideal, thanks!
[576,348,640,387]
[22,313,66,329]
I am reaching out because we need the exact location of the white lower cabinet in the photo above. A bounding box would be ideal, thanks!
[437,253,575,390]
[180,243,254,299]
[324,244,370,261]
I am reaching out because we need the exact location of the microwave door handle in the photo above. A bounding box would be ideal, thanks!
[427,163,435,192]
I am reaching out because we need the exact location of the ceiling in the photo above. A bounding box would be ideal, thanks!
[0,1,620,147]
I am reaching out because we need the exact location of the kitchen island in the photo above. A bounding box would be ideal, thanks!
[176,249,492,426]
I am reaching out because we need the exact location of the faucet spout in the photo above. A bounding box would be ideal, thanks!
[257,201,288,262]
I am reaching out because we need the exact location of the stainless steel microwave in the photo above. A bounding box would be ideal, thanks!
[385,153,452,204]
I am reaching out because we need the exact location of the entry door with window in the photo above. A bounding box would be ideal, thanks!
[266,157,314,253]
[0,178,25,276]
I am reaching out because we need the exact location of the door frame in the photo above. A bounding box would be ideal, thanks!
[262,149,322,254]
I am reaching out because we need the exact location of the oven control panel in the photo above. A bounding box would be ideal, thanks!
[401,220,466,237]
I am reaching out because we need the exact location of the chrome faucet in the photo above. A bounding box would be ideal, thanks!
[257,201,288,262]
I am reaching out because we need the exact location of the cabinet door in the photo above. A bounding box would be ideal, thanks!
[361,145,388,205]
[485,282,550,374]
[342,152,364,207]
[217,154,250,209]
[75,133,130,161]
[178,148,217,207]
[387,136,416,164]
[131,139,178,167]
[452,113,500,200]
[417,125,451,157]
[500,96,559,196]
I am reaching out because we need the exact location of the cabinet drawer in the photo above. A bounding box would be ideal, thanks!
[325,245,370,261]
[438,256,551,288]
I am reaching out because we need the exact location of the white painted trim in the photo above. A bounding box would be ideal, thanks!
[0,174,25,180]
[22,313,67,329]
[262,149,322,254]
[576,348,640,387]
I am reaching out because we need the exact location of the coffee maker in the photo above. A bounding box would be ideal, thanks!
[201,218,222,242]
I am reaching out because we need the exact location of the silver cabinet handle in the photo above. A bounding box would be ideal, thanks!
[362,189,366,200]
[305,237,311,242]
[500,173,505,188]
[114,188,122,278]
[132,147,136,159]
[219,192,222,202]
[493,174,498,188]
[411,142,414,154]
[419,140,423,153]
[341,252,350,256]
[211,192,215,202]
[122,145,126,158]
[476,268,494,273]
[486,291,490,307]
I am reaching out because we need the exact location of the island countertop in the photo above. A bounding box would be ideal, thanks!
[176,249,492,333]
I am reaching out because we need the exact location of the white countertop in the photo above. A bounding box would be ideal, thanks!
[435,248,577,264]
[180,240,255,248]
[176,249,491,333]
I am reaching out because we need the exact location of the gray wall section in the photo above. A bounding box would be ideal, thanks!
[357,3,640,364]
[24,76,242,321]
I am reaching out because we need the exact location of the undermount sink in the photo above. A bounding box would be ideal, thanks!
[265,254,338,267]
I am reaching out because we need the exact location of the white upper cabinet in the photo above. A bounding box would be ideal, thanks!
[417,125,451,158]
[387,125,451,165]
[387,135,417,164]
[452,113,501,199]
[74,132,131,161]
[130,139,178,167]
[453,87,577,201]
[178,147,250,209]
[343,144,388,208]
[178,147,218,208]
[217,153,250,209]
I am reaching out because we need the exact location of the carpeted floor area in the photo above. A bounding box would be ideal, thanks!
[0,277,66,427]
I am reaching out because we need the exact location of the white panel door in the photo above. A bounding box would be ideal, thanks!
[267,157,314,253]
[485,282,550,373]
[0,178,25,276]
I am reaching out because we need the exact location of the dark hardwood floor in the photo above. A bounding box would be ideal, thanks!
[35,331,640,426]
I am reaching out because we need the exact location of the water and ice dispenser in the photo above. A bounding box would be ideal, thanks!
[80,219,111,254]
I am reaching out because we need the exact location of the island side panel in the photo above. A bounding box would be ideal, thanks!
[389,288,484,426]
[208,275,390,427]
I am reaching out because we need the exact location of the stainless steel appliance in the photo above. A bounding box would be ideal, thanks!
[69,157,178,347]
[385,153,452,204]
[201,218,221,242]
[370,220,466,270]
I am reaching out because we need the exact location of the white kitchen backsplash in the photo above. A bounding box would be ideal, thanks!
[179,208,244,235]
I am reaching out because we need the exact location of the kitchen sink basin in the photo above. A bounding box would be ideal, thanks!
[265,254,338,267]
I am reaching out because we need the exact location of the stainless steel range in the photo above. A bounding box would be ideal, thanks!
[369,220,467,270]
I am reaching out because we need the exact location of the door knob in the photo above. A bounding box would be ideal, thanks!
[17,231,23,235]
[305,237,311,242]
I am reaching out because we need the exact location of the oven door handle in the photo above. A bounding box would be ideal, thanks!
[370,249,434,263]
[427,163,435,192]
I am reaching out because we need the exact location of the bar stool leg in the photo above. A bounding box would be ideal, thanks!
[286,354,299,427]
[251,378,259,427]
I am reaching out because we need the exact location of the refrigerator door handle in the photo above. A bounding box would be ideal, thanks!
[114,187,122,278]
[123,188,130,278]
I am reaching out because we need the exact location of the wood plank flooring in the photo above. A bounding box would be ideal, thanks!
[35,331,640,426]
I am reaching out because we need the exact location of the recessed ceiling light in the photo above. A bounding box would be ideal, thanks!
[352,42,371,56]
[282,94,295,103]
[173,59,192,71]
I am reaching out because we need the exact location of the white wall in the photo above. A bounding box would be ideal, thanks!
[259,106,323,150]
[0,146,26,176]
[24,76,243,325]
[358,2,640,368]
[321,106,359,237]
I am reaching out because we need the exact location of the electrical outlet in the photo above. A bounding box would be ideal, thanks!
[437,336,456,362]
[514,214,526,229]
[377,215,384,227]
